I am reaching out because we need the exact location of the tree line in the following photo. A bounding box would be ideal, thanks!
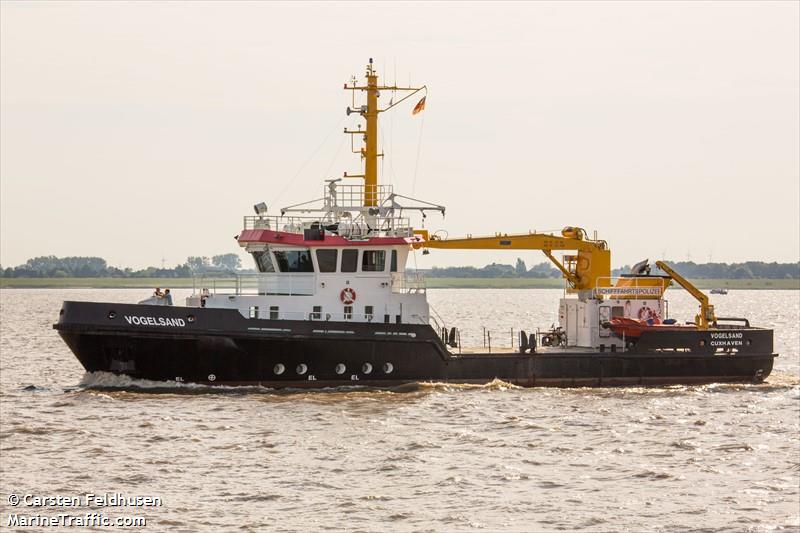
[639,261,799,280]
[2,255,798,280]
[425,259,563,278]
[424,258,799,279]
[1,254,243,278]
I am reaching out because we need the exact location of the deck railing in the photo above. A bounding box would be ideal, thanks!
[242,215,415,238]
[325,183,395,209]
[243,215,325,232]
[195,273,429,297]
[192,273,315,296]
[390,273,426,294]
[592,276,669,299]
[192,274,259,295]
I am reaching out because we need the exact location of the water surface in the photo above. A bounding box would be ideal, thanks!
[1,288,798,532]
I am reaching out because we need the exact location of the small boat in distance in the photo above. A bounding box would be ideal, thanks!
[54,59,776,388]
[711,288,729,295]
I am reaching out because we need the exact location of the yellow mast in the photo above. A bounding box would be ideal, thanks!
[364,64,379,206]
[344,59,426,208]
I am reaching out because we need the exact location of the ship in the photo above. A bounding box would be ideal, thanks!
[54,60,776,388]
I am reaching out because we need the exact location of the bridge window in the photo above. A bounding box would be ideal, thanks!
[341,249,358,273]
[343,305,353,320]
[269,306,279,320]
[390,250,398,272]
[316,249,338,273]
[365,305,374,321]
[362,250,386,272]
[251,251,275,273]
[273,250,314,273]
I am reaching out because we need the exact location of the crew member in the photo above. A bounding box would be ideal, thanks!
[164,289,173,306]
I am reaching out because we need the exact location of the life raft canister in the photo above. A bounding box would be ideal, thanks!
[340,288,357,305]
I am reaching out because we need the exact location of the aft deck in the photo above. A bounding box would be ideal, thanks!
[454,345,602,356]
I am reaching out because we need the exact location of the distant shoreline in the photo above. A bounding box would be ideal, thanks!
[1,277,798,290]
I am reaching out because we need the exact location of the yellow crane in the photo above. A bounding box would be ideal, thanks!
[339,61,610,293]
[655,260,716,329]
[338,60,716,330]
[418,227,611,292]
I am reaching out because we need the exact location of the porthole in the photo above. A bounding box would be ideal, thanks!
[362,362,373,374]
[746,339,753,346]
[382,362,394,374]
[208,374,216,382]
[296,363,308,375]
[187,314,196,323]
[699,340,706,347]
[108,311,116,319]
[274,363,285,375]
[335,363,346,375]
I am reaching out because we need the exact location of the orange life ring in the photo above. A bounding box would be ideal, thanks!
[340,288,357,305]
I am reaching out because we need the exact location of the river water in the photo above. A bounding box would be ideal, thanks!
[1,288,798,532]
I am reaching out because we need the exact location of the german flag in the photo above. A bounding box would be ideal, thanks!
[412,96,426,115]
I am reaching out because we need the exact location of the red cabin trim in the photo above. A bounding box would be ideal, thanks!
[238,229,423,247]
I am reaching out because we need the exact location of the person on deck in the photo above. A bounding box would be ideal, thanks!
[163,289,173,306]
[154,287,164,298]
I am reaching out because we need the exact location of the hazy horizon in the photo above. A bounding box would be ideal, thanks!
[2,1,798,270]
[2,252,798,273]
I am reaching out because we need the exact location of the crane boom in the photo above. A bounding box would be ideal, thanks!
[418,228,611,291]
[655,260,716,329]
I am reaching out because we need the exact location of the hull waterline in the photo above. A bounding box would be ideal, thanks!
[55,301,776,389]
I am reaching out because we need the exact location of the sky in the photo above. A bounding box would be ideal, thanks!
[1,1,798,271]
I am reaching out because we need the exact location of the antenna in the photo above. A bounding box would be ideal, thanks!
[342,59,426,208]
[281,61,442,236]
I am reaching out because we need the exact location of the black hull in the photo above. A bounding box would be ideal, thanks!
[55,301,777,389]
